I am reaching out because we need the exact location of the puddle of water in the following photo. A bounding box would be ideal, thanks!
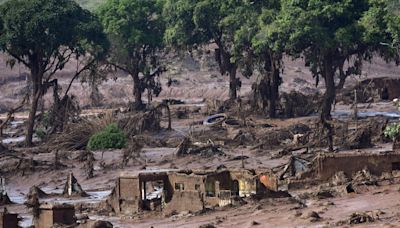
[39,190,112,205]
[332,111,400,118]
[2,136,39,144]
[8,194,25,204]
[10,120,24,128]
[87,190,112,200]
[2,136,25,144]
[19,214,33,228]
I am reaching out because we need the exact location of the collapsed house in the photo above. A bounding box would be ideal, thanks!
[316,152,400,181]
[285,152,400,189]
[107,169,269,215]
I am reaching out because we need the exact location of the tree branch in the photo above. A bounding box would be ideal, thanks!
[63,58,97,97]
[4,48,29,67]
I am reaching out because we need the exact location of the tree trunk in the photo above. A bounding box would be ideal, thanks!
[25,83,41,146]
[321,59,336,152]
[269,63,280,118]
[228,65,237,100]
[215,42,238,100]
[131,73,144,110]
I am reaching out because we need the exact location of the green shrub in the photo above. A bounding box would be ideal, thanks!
[384,123,400,140]
[35,128,47,140]
[87,123,127,150]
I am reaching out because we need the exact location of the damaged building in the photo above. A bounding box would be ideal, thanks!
[107,169,266,215]
[284,152,400,189]
[35,203,76,228]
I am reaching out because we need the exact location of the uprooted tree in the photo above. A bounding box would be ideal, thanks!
[274,0,400,151]
[0,0,109,146]
[97,0,166,110]
[164,0,256,100]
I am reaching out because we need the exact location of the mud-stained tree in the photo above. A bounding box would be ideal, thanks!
[97,0,166,110]
[164,0,254,100]
[234,1,283,118]
[0,0,109,146]
[276,0,400,151]
[275,0,369,151]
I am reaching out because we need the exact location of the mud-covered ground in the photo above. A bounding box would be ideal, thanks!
[2,50,400,227]
[1,100,400,227]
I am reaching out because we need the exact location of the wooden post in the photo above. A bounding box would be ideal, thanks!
[354,89,358,129]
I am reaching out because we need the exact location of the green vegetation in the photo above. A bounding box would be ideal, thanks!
[385,123,400,140]
[35,128,47,141]
[97,0,165,110]
[269,0,400,151]
[2,0,400,151]
[87,123,127,150]
[164,0,256,100]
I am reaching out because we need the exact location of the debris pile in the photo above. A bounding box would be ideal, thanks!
[91,220,114,228]
[348,212,375,224]
[346,126,373,149]
[122,138,144,166]
[47,115,112,151]
[352,169,378,186]
[253,123,311,149]
[330,171,349,186]
[48,107,166,151]
[118,109,162,135]
[280,91,320,118]
[338,77,400,104]
[176,137,224,157]
[229,130,255,146]
[27,186,48,199]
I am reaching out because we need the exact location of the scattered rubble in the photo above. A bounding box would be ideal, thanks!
[338,77,400,104]
[89,220,114,228]
[302,211,321,222]
[252,123,311,149]
[347,126,373,149]
[176,137,224,157]
[352,169,378,186]
[27,186,48,199]
[348,212,375,224]
[280,91,320,118]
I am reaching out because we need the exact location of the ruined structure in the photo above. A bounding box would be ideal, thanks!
[35,203,75,228]
[316,152,400,181]
[285,152,400,190]
[108,169,263,215]
[62,172,88,197]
